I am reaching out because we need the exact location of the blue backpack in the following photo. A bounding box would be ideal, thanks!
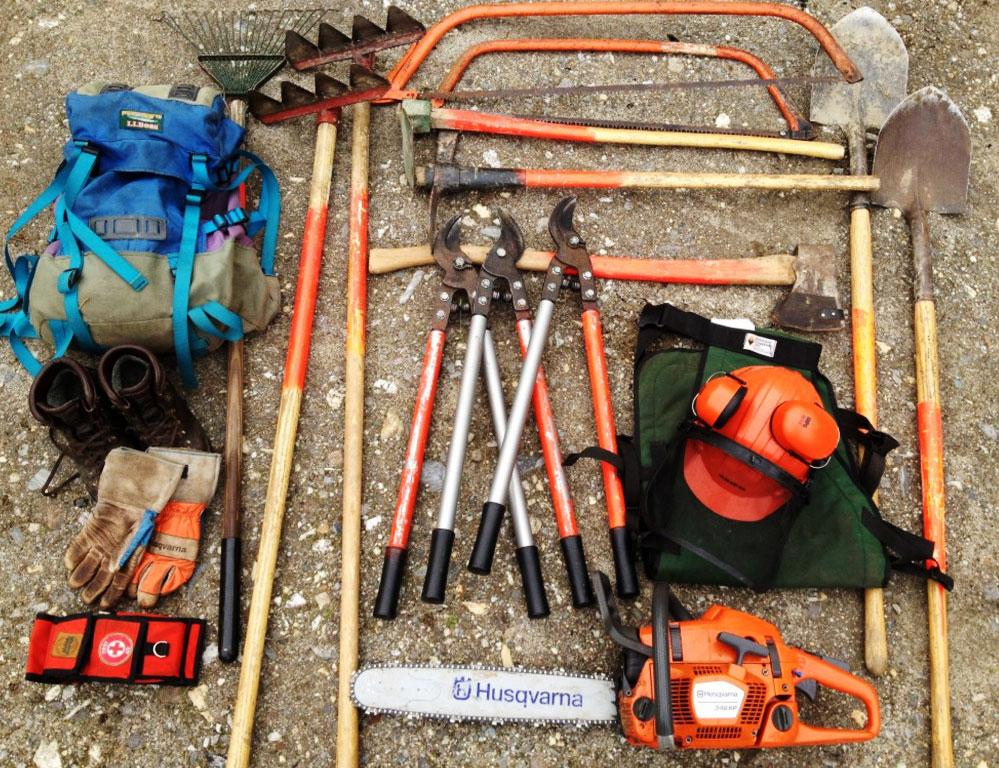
[1,82,281,386]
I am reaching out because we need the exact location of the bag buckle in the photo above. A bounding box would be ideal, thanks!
[185,189,205,206]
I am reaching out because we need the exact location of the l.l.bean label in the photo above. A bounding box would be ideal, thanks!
[692,680,745,720]
[120,109,163,132]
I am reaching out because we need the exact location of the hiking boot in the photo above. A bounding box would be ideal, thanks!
[28,357,133,498]
[98,345,211,451]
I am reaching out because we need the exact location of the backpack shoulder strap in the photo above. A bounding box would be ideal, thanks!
[834,408,900,494]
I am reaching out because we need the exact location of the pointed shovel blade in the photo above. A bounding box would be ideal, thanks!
[810,7,908,131]
[872,86,971,214]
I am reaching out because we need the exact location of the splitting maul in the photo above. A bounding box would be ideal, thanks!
[484,197,638,600]
[354,572,881,750]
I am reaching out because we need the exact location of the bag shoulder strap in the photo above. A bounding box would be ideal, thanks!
[635,303,823,370]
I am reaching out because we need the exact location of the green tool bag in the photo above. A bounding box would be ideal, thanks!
[614,303,952,591]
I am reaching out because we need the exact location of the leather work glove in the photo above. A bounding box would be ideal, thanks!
[128,447,221,608]
[65,448,184,608]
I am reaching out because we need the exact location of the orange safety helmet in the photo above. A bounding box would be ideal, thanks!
[687,366,839,522]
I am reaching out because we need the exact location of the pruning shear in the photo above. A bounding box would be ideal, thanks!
[484,197,639,600]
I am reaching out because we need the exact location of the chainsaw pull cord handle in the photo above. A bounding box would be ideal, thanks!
[651,580,675,750]
[788,648,881,745]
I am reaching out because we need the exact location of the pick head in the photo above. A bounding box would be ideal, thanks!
[810,7,908,131]
[872,86,971,214]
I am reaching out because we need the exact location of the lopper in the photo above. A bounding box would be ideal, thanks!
[484,197,638,599]
[375,213,587,618]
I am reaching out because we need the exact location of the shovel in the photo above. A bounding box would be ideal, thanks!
[872,86,971,768]
[805,5,908,676]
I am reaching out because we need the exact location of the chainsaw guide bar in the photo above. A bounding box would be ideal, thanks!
[352,664,618,726]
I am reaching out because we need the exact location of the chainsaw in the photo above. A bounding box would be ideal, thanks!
[352,573,880,750]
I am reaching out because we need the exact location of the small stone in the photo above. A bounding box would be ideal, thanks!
[373,379,398,395]
[33,740,61,768]
[480,226,501,239]
[286,592,307,609]
[473,203,491,219]
[715,113,732,129]
[500,643,513,667]
[126,733,143,749]
[312,645,336,660]
[482,149,501,168]
[399,270,424,305]
[267,731,282,743]
[421,461,446,492]
[202,643,219,665]
[364,515,382,531]
[315,591,332,610]
[326,389,344,411]
[313,538,332,553]
[850,709,866,727]
[188,685,208,711]
[45,686,62,702]
[27,468,50,492]
[22,59,49,76]
[876,341,893,355]
[9,526,23,545]
[980,423,997,441]
[463,601,488,616]
[380,411,403,442]
[973,106,992,123]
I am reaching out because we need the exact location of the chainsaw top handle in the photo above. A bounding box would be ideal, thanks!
[386,1,863,94]
[787,647,881,745]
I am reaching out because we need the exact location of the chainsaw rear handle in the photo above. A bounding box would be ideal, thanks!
[787,648,881,745]
[387,2,863,89]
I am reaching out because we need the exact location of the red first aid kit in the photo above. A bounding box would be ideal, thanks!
[25,612,205,686]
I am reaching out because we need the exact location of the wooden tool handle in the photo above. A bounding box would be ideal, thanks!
[226,113,339,768]
[220,97,249,665]
[337,101,371,768]
[369,244,796,286]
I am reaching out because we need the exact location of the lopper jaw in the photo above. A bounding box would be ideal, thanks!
[428,215,480,332]
[480,212,532,320]
[547,197,599,310]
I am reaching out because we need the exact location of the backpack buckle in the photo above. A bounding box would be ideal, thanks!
[185,189,205,206]
[57,267,81,293]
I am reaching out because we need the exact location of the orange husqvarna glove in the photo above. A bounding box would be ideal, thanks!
[128,447,220,608]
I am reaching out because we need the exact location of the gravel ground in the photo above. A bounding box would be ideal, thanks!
[0,1,996,767]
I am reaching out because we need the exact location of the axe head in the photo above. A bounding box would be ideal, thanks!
[772,244,845,332]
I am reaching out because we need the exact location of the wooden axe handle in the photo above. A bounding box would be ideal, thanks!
[369,244,797,286]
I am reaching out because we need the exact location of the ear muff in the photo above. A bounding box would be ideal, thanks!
[694,373,748,429]
[770,401,840,464]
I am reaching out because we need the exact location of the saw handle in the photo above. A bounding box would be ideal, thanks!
[789,648,880,745]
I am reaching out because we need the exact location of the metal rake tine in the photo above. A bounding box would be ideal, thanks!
[386,6,425,36]
[280,79,319,108]
[351,14,386,45]
[318,21,350,52]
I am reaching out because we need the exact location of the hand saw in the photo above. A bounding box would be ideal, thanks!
[353,573,881,751]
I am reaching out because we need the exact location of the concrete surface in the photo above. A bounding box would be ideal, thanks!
[0,1,996,766]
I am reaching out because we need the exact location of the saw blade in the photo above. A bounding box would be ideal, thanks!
[352,664,618,726]
[507,112,795,139]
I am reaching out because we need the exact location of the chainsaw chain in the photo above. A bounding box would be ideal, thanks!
[351,662,617,727]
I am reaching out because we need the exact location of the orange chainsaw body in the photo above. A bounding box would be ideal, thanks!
[618,604,880,749]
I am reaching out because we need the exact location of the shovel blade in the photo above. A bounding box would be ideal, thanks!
[810,7,908,131]
[872,86,971,214]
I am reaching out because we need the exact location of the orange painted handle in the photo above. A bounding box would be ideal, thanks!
[388,329,447,549]
[581,309,627,530]
[789,648,881,745]
[516,318,578,538]
[388,2,861,87]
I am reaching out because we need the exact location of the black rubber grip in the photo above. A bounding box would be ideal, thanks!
[559,534,594,608]
[421,528,455,604]
[610,526,640,600]
[468,502,505,574]
[373,546,408,620]
[416,163,523,192]
[516,545,550,619]
[218,536,241,663]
